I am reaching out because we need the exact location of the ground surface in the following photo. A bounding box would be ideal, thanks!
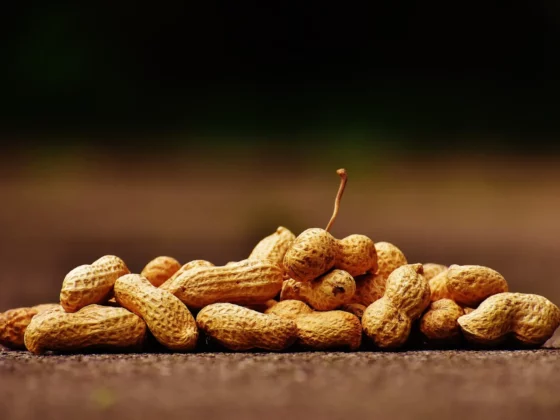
[1,350,560,420]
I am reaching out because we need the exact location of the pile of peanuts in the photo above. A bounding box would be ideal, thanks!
[1,169,559,354]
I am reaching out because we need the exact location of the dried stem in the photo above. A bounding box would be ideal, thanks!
[325,168,347,232]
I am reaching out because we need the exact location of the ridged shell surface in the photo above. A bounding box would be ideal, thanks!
[114,274,198,351]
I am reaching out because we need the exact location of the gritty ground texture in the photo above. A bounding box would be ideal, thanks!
[2,350,560,420]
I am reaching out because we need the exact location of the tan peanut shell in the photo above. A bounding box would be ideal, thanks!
[197,303,297,351]
[114,274,198,351]
[340,303,366,320]
[352,272,385,306]
[283,228,338,282]
[0,304,59,349]
[141,256,181,287]
[420,299,464,342]
[422,263,448,281]
[351,242,407,306]
[458,293,560,346]
[159,260,215,291]
[24,305,147,354]
[336,234,377,277]
[430,265,508,306]
[60,255,130,312]
[265,299,314,319]
[164,259,284,309]
[280,269,356,311]
[374,242,408,278]
[362,263,430,349]
[249,226,295,269]
[295,311,362,350]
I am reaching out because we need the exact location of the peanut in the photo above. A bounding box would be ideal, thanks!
[374,242,408,279]
[340,303,366,320]
[164,259,284,309]
[283,169,376,282]
[159,260,214,291]
[419,299,464,343]
[422,263,447,281]
[352,272,385,306]
[263,300,361,350]
[60,255,130,312]
[458,292,560,347]
[141,256,181,287]
[430,265,508,306]
[114,274,198,351]
[196,303,297,351]
[24,305,146,354]
[265,299,314,319]
[249,226,295,269]
[362,263,430,349]
[280,269,356,311]
[283,228,338,282]
[0,304,59,349]
[295,311,362,350]
[352,242,407,306]
[336,234,378,277]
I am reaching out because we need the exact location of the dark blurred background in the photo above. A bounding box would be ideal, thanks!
[1,2,560,312]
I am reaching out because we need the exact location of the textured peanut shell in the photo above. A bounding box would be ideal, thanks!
[374,242,407,279]
[114,274,198,351]
[141,256,181,287]
[352,272,386,306]
[458,293,560,346]
[24,305,146,354]
[295,311,362,350]
[249,226,295,269]
[362,264,430,348]
[0,304,59,349]
[283,228,338,282]
[422,263,448,281]
[265,300,313,319]
[159,260,214,291]
[351,242,407,306]
[165,259,284,309]
[420,299,464,342]
[197,303,297,351]
[340,303,366,320]
[430,265,508,307]
[60,255,130,312]
[280,269,356,311]
[362,299,412,349]
[336,234,377,277]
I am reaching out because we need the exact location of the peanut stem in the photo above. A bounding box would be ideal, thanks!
[325,168,347,232]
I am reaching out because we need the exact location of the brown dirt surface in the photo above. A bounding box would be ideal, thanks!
[2,349,560,420]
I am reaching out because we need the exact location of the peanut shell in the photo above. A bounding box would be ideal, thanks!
[458,292,560,346]
[165,259,284,309]
[196,303,297,351]
[24,305,146,354]
[283,228,338,282]
[336,234,377,277]
[114,274,198,351]
[249,226,295,269]
[430,265,508,307]
[280,269,356,311]
[60,255,130,312]
[141,256,181,287]
[295,311,362,350]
